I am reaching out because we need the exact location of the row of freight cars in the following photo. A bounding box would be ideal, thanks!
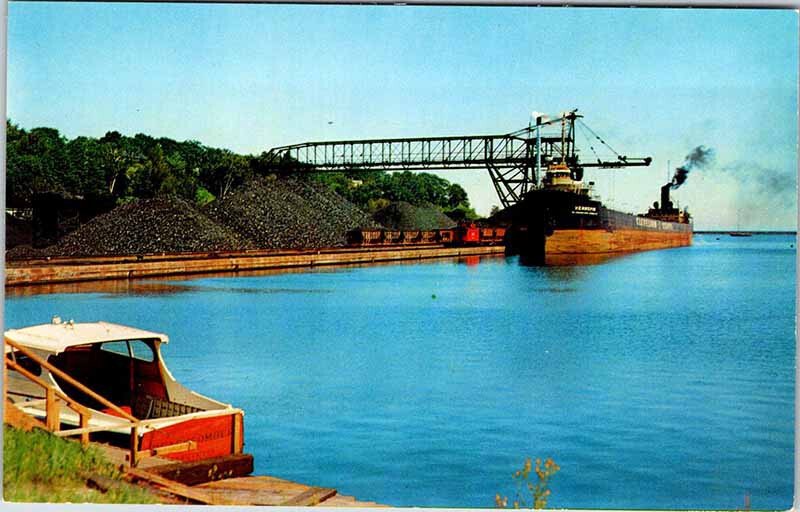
[347,223,507,247]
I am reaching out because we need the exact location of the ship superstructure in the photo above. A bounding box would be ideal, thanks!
[504,111,692,263]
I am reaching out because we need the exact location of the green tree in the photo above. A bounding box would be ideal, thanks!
[200,148,251,200]
[65,136,108,198]
[447,183,469,208]
[6,123,70,204]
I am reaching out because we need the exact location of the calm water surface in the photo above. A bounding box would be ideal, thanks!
[5,234,795,509]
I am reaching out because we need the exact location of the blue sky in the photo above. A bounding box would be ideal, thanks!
[8,3,798,229]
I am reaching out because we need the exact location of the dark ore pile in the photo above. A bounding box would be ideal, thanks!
[5,214,33,250]
[33,198,255,257]
[5,177,459,259]
[5,244,43,261]
[372,201,456,230]
[206,176,378,250]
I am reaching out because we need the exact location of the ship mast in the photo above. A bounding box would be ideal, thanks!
[536,117,542,182]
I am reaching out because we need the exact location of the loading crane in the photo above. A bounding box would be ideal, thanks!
[262,110,651,208]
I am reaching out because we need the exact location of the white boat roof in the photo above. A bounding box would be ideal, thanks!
[4,321,168,354]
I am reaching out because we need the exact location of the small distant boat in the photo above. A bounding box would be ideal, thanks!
[5,319,244,464]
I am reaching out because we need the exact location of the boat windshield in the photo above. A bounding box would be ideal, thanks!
[100,340,155,362]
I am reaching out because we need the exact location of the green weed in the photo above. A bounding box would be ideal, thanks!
[496,457,560,509]
[3,425,157,504]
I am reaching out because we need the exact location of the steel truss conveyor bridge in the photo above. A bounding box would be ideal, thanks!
[263,111,652,208]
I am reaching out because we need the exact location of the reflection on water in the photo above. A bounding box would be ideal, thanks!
[6,254,506,297]
[516,249,637,268]
[5,280,197,297]
[544,251,634,266]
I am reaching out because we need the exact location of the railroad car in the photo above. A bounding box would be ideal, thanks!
[479,227,507,245]
[346,224,506,247]
[455,223,481,244]
[346,228,384,246]
[384,230,403,244]
[402,230,422,245]
[438,230,455,244]
[420,230,439,244]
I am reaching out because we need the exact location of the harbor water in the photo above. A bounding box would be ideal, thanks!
[4,234,795,509]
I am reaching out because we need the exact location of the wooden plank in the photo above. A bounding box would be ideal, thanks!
[280,486,338,506]
[45,388,58,431]
[196,476,309,505]
[4,399,47,431]
[148,454,254,486]
[52,419,133,437]
[323,494,386,507]
[137,440,196,459]
[130,425,139,467]
[232,412,242,454]
[79,412,90,445]
[125,466,233,505]
[198,475,301,491]
[53,425,114,437]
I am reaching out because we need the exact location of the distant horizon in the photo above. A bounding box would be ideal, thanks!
[694,230,797,234]
[8,4,798,230]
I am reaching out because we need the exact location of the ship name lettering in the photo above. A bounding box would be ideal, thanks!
[572,205,598,215]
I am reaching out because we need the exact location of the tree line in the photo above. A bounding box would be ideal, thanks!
[6,120,477,219]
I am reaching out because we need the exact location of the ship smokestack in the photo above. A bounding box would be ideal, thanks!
[661,184,673,210]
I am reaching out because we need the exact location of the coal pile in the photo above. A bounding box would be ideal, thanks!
[372,201,456,230]
[6,214,45,260]
[6,244,44,261]
[36,197,255,257]
[5,214,33,250]
[206,176,378,250]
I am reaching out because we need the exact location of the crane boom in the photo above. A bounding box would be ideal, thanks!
[262,111,651,208]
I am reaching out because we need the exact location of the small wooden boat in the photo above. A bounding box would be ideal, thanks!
[5,318,244,464]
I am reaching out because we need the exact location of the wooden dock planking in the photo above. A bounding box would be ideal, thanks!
[100,443,384,506]
[195,476,335,506]
[148,453,254,486]
[323,493,386,507]
[281,486,338,506]
[125,466,234,505]
[192,475,386,506]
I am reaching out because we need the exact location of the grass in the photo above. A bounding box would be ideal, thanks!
[3,425,158,504]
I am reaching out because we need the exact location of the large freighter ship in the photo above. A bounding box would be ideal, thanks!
[503,112,693,264]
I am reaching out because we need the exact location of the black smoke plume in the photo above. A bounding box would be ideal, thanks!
[670,145,715,189]
[722,161,796,201]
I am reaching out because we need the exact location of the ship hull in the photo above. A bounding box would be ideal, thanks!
[504,190,692,264]
[545,225,691,257]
